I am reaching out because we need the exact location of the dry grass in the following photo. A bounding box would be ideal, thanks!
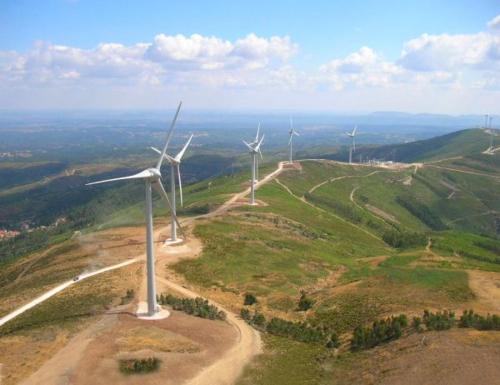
[115,325,200,353]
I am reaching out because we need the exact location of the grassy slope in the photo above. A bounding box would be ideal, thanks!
[174,156,498,385]
[356,128,497,162]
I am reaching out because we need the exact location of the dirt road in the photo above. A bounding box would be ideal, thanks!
[157,277,262,385]
[0,258,139,328]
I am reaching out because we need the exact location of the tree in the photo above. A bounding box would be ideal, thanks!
[244,293,257,306]
[298,291,314,311]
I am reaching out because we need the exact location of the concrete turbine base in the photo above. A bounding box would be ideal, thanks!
[136,301,170,320]
[164,238,184,246]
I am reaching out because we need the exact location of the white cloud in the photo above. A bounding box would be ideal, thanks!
[399,32,500,71]
[488,14,500,31]
[0,33,297,87]
[318,17,500,92]
[320,47,405,89]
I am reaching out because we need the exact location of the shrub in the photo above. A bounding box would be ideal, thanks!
[350,314,407,351]
[251,312,266,327]
[422,310,455,331]
[157,294,226,320]
[412,316,423,332]
[244,293,257,306]
[119,357,160,374]
[382,229,427,249]
[266,317,325,344]
[459,310,500,330]
[240,308,251,321]
[297,291,314,311]
[326,333,341,349]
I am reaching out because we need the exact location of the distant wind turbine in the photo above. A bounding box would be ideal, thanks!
[87,102,183,317]
[288,117,299,163]
[250,123,261,181]
[151,133,194,243]
[243,134,265,205]
[346,125,357,164]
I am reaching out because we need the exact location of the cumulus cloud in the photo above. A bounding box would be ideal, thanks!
[318,16,500,91]
[320,47,405,89]
[0,33,297,86]
[399,32,500,71]
[488,14,500,31]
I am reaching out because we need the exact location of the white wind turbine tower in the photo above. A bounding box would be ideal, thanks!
[249,123,261,181]
[288,117,299,163]
[346,125,357,164]
[150,134,194,243]
[243,135,265,205]
[86,102,183,317]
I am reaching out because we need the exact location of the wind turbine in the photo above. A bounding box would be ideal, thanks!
[346,126,357,164]
[288,117,299,163]
[243,135,265,205]
[86,102,183,317]
[249,123,262,181]
[150,134,194,243]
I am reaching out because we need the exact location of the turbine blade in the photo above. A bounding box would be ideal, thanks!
[86,169,152,186]
[288,134,293,146]
[242,140,254,151]
[259,148,263,160]
[255,134,265,152]
[177,164,183,207]
[152,181,182,231]
[255,122,261,143]
[175,134,193,162]
[151,146,175,163]
[294,129,300,136]
[352,125,357,136]
[156,101,182,170]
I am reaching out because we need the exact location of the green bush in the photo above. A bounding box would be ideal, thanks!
[251,312,267,327]
[382,229,427,249]
[266,317,326,344]
[326,333,341,349]
[297,291,314,311]
[240,308,251,321]
[119,357,160,374]
[350,314,407,351]
[244,293,257,306]
[412,316,423,332]
[422,309,455,330]
[157,294,226,320]
[459,310,500,330]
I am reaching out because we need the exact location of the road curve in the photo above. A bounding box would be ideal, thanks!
[157,277,262,385]
[0,258,139,328]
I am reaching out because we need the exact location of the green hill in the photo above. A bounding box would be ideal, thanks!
[357,128,498,162]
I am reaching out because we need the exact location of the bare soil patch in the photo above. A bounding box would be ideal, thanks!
[365,204,400,224]
[468,270,500,313]
[69,311,237,385]
[345,329,500,385]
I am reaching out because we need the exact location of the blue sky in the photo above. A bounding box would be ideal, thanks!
[1,0,499,112]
